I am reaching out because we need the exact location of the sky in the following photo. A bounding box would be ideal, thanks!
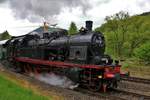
[0,0,150,36]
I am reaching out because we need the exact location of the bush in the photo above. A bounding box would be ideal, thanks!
[134,43,150,64]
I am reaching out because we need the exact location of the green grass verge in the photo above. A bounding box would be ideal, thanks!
[0,74,49,100]
[121,59,150,79]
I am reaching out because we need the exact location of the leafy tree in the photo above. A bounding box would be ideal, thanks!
[95,11,150,62]
[127,16,150,56]
[95,11,130,58]
[68,22,78,35]
[0,30,11,40]
[134,42,150,64]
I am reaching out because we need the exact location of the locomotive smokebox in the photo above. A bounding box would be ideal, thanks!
[85,20,93,31]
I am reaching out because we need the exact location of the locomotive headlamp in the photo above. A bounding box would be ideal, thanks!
[79,27,87,34]
[101,58,108,64]
[98,75,102,78]
[81,27,85,31]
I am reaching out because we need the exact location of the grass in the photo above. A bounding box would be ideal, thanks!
[0,74,49,100]
[121,59,150,79]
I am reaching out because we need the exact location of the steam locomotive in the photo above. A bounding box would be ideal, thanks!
[4,21,123,92]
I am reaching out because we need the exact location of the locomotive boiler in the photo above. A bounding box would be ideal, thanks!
[4,21,123,92]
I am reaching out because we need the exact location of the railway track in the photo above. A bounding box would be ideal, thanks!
[75,87,150,100]
[109,89,150,100]
[75,87,126,100]
[122,76,150,84]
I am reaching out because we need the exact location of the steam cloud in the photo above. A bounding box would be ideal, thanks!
[6,0,91,22]
[30,73,79,89]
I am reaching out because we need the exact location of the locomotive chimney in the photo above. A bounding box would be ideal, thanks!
[85,20,93,31]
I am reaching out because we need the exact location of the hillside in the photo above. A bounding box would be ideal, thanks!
[95,11,150,62]
[139,11,150,16]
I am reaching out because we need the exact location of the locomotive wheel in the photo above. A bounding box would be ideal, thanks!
[88,80,101,92]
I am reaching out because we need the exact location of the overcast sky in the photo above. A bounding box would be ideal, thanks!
[0,0,150,36]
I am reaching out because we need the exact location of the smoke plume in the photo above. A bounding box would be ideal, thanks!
[7,0,90,22]
[30,72,79,89]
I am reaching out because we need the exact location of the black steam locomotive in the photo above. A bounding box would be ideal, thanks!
[4,21,122,92]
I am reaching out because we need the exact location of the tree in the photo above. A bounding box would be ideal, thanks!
[68,22,78,35]
[103,11,130,58]
[134,42,150,64]
[0,30,11,40]
[128,16,150,56]
[95,11,150,61]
